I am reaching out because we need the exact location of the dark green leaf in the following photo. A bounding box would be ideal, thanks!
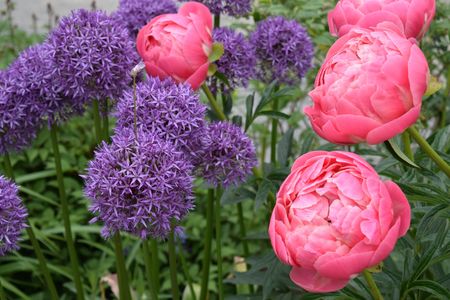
[277,128,294,167]
[384,139,420,169]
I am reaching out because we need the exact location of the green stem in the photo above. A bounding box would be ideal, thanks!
[200,190,214,300]
[3,154,59,299]
[0,278,6,300]
[50,125,85,300]
[142,240,158,300]
[102,100,109,142]
[150,240,160,293]
[270,98,279,165]
[177,239,196,300]
[168,226,180,300]
[363,270,384,300]
[201,84,227,121]
[402,131,413,161]
[214,14,220,28]
[215,188,224,300]
[113,232,132,300]
[237,202,254,294]
[92,99,102,143]
[407,126,450,179]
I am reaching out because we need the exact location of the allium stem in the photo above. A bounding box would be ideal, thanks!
[407,126,450,179]
[3,154,59,300]
[214,14,220,28]
[237,202,254,294]
[50,125,85,300]
[200,190,214,300]
[92,99,102,143]
[0,278,6,300]
[362,270,384,300]
[270,98,279,165]
[113,232,132,300]
[201,84,227,121]
[102,100,109,141]
[215,188,224,300]
[177,239,196,300]
[402,132,413,161]
[142,240,158,300]
[168,225,180,300]
[150,239,160,292]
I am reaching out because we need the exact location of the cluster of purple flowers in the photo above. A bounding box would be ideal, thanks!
[185,0,252,17]
[0,175,28,256]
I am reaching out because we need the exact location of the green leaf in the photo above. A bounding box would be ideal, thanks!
[384,139,420,169]
[257,111,291,120]
[207,63,217,76]
[245,93,255,132]
[254,179,273,211]
[404,280,450,299]
[208,42,224,63]
[424,76,443,98]
[221,186,255,205]
[0,277,31,300]
[277,128,294,167]
[15,169,72,184]
[19,186,59,206]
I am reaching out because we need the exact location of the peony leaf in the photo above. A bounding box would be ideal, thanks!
[424,76,443,99]
[384,139,420,169]
[208,42,224,63]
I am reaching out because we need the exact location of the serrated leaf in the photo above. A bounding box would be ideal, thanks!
[384,139,420,168]
[208,42,224,62]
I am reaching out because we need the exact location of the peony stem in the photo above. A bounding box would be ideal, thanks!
[407,125,450,179]
[363,270,384,300]
[177,239,197,300]
[270,98,279,165]
[3,154,59,300]
[201,84,227,121]
[168,224,180,300]
[113,232,132,300]
[200,190,214,300]
[150,239,160,292]
[402,131,413,161]
[142,240,158,300]
[92,99,102,143]
[50,125,85,300]
[215,188,224,300]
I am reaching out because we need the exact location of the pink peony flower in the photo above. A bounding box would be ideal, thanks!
[269,151,411,293]
[136,2,213,90]
[304,26,429,145]
[328,0,436,40]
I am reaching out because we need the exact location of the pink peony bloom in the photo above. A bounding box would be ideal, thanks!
[269,151,411,293]
[304,26,428,145]
[328,0,435,40]
[136,2,213,90]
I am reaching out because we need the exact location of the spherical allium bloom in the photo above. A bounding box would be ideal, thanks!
[84,128,194,239]
[0,175,28,256]
[112,0,177,38]
[269,151,411,293]
[210,27,256,92]
[47,9,138,102]
[198,121,257,188]
[328,0,436,40]
[182,0,252,17]
[136,2,213,90]
[0,69,41,155]
[304,25,429,145]
[250,16,314,84]
[11,43,84,126]
[115,77,206,161]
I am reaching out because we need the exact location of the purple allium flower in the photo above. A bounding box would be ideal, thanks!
[210,27,256,92]
[84,128,194,239]
[11,43,85,126]
[250,16,314,84]
[115,77,206,162]
[47,9,139,102]
[0,175,28,256]
[182,0,251,17]
[112,0,177,38]
[198,121,257,188]
[0,69,41,155]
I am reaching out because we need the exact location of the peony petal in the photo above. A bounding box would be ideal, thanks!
[314,251,372,280]
[369,218,401,266]
[290,266,349,293]
[185,62,209,90]
[384,181,411,237]
[178,2,213,30]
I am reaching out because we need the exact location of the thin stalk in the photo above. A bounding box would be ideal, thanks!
[177,239,196,300]
[362,270,384,300]
[0,278,6,300]
[237,202,254,294]
[402,131,413,161]
[270,98,279,165]
[142,241,158,300]
[200,190,214,300]
[92,99,102,143]
[102,100,109,141]
[407,126,450,179]
[215,188,224,300]
[50,125,85,300]
[113,232,132,300]
[260,135,267,165]
[168,226,180,300]
[214,14,220,28]
[150,240,160,293]
[3,154,58,299]
[201,84,227,121]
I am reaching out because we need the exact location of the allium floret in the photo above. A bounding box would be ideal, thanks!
[47,9,138,102]
[115,77,206,162]
[250,16,314,84]
[0,175,28,256]
[113,0,177,38]
[183,0,252,17]
[84,129,194,239]
[199,121,257,188]
[210,27,256,92]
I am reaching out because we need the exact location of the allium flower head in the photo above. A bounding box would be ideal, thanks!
[0,69,41,155]
[210,27,256,92]
[113,0,177,38]
[47,9,138,102]
[115,77,206,162]
[250,16,314,84]
[183,0,252,17]
[84,128,194,239]
[199,121,257,187]
[0,175,28,256]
